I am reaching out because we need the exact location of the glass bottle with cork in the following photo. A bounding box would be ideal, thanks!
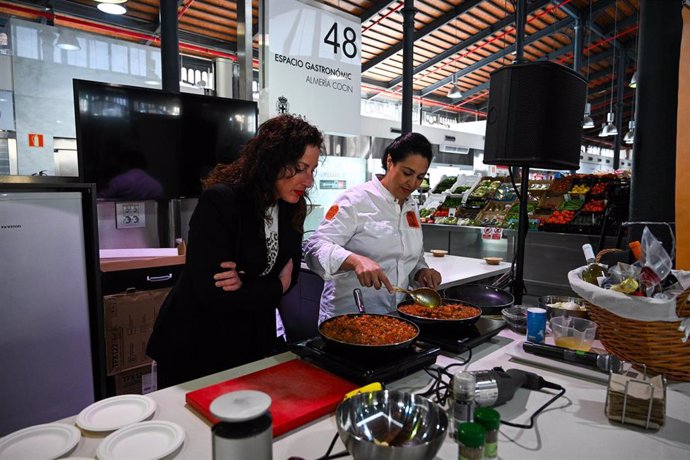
[582,243,607,285]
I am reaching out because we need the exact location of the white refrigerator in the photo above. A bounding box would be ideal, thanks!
[0,186,100,435]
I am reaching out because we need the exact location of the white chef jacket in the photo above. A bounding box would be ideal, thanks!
[303,175,428,322]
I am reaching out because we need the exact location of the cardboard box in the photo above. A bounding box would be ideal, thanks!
[104,287,170,376]
[113,364,156,395]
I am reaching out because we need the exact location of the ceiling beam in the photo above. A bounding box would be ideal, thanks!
[385,0,552,88]
[420,15,574,96]
[362,0,487,73]
[360,0,399,23]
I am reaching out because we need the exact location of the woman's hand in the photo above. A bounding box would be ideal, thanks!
[343,254,393,293]
[214,261,243,291]
[279,258,294,293]
[415,268,442,289]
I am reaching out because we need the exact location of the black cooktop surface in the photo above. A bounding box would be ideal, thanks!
[290,338,441,385]
[417,317,506,354]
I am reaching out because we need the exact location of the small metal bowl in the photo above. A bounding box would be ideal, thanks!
[537,296,589,320]
[336,390,447,460]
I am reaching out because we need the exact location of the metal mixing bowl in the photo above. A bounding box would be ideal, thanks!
[537,296,589,319]
[336,390,448,460]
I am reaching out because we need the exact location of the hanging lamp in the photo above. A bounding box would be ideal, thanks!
[447,74,462,99]
[623,120,635,144]
[582,103,595,129]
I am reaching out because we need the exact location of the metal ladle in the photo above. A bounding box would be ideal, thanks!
[393,286,442,308]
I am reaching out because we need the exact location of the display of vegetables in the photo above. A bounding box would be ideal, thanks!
[582,199,606,213]
[590,182,607,195]
[570,184,590,194]
[559,200,583,211]
[432,176,457,193]
[544,210,576,225]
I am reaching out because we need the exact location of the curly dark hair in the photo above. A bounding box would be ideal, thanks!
[203,114,323,230]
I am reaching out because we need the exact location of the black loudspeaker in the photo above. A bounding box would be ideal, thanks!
[483,61,587,170]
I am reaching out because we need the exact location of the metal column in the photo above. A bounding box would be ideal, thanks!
[613,48,625,170]
[573,17,583,73]
[512,0,528,303]
[401,0,416,134]
[628,0,681,247]
[236,0,253,101]
[159,0,180,93]
[514,0,526,64]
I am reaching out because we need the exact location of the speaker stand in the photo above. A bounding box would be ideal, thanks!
[512,165,530,304]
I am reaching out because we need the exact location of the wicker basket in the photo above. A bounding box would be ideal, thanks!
[580,251,690,380]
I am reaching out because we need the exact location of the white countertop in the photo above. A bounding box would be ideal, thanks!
[423,253,511,289]
[301,253,511,289]
[55,329,690,460]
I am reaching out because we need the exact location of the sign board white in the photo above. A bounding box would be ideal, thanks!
[260,0,361,136]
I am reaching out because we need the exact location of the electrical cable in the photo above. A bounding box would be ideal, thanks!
[500,381,566,429]
[315,432,348,459]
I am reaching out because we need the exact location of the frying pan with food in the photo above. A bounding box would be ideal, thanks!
[318,289,420,353]
[396,298,482,327]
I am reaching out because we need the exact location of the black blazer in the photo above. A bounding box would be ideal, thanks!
[147,184,302,384]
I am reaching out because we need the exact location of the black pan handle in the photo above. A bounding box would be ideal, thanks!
[353,288,366,313]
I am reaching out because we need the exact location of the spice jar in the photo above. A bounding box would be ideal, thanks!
[451,370,476,439]
[457,422,485,460]
[210,390,273,460]
[474,407,500,460]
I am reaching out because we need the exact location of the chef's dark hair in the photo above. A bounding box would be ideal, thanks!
[381,132,433,171]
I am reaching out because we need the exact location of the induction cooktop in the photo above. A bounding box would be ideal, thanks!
[289,338,441,385]
[416,317,506,354]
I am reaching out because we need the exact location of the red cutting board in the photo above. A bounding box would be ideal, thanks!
[186,359,358,437]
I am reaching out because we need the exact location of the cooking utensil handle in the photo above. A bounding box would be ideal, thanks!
[353,288,365,313]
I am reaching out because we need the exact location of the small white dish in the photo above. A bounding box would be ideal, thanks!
[96,421,185,460]
[0,422,81,459]
[76,395,156,432]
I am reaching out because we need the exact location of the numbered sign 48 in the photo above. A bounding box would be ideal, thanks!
[263,0,361,135]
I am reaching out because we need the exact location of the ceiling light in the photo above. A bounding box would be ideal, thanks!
[97,3,127,14]
[629,70,638,89]
[598,123,609,137]
[582,103,594,128]
[603,112,618,137]
[95,0,127,3]
[623,120,635,144]
[56,29,81,51]
[448,83,462,99]
[447,74,462,99]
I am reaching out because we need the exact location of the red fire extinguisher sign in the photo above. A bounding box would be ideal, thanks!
[28,133,44,147]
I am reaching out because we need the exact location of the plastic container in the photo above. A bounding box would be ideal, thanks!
[457,422,485,460]
[210,390,273,460]
[502,306,527,334]
[474,407,500,460]
[550,316,598,351]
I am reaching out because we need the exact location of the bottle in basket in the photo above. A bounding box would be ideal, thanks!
[582,244,607,286]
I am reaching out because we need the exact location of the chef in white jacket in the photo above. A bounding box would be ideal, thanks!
[304,132,442,322]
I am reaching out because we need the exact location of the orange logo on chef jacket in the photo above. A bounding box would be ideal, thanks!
[325,204,339,220]
[406,211,420,228]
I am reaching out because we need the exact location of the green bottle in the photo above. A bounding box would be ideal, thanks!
[582,244,606,285]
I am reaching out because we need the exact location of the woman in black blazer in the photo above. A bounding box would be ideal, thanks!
[147,115,323,388]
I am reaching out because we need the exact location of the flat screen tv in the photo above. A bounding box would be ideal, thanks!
[74,80,257,200]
